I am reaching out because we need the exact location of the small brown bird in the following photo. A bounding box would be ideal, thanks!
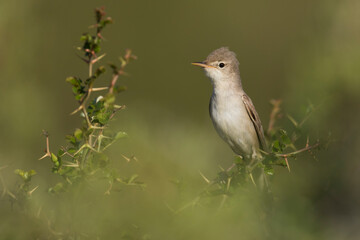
[192,47,267,160]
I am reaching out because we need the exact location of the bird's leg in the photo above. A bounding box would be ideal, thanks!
[246,148,271,191]
[251,146,262,160]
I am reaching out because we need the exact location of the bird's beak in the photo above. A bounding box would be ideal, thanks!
[191,62,216,69]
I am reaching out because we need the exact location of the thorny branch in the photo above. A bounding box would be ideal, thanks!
[38,130,51,160]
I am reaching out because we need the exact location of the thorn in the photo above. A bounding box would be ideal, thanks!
[218,165,225,172]
[164,201,176,213]
[306,136,310,148]
[118,70,129,76]
[73,144,98,156]
[88,23,98,29]
[62,162,79,168]
[97,32,104,39]
[89,125,105,130]
[66,177,73,185]
[114,105,126,110]
[125,49,132,60]
[75,54,90,64]
[59,147,75,158]
[249,173,257,186]
[285,157,291,172]
[259,149,269,155]
[199,171,210,184]
[121,154,131,162]
[39,132,51,160]
[104,181,113,195]
[226,177,232,191]
[70,105,83,115]
[92,87,108,92]
[91,53,106,64]
[38,153,50,160]
[287,114,298,127]
[28,186,39,196]
[6,190,16,200]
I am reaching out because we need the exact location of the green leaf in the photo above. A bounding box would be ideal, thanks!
[128,174,138,184]
[95,66,106,77]
[94,37,101,45]
[67,148,76,154]
[58,149,64,156]
[66,76,78,85]
[119,56,126,67]
[264,166,274,176]
[23,171,29,180]
[51,153,58,163]
[281,132,292,145]
[74,128,83,140]
[72,86,79,94]
[85,76,95,85]
[28,170,37,177]
[278,159,287,167]
[66,135,76,145]
[114,86,127,94]
[14,169,24,177]
[114,131,128,140]
[80,33,91,42]
[104,94,115,107]
[101,17,113,26]
[94,44,101,53]
[96,111,111,125]
[272,140,281,152]
[48,182,64,194]
[234,156,244,165]
[109,63,119,74]
[97,152,109,162]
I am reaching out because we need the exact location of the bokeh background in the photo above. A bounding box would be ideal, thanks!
[1,0,360,239]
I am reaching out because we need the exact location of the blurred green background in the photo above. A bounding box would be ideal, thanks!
[1,0,360,239]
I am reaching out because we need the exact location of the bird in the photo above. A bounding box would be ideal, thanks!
[192,47,267,160]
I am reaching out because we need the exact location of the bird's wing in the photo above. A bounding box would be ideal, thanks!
[242,94,268,151]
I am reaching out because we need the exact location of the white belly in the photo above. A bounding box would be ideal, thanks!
[210,93,259,157]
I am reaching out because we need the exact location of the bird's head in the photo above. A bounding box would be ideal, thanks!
[192,47,240,82]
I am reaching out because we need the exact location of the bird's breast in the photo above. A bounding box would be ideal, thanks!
[210,92,259,157]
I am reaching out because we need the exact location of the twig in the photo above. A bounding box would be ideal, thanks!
[284,157,291,172]
[267,99,282,136]
[109,73,119,94]
[28,186,39,196]
[199,171,210,184]
[89,61,93,77]
[92,87,108,92]
[39,131,51,160]
[276,142,320,158]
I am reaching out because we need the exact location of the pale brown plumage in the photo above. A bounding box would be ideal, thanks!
[241,94,267,151]
[192,47,267,158]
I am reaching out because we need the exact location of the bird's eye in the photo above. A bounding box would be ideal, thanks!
[219,62,225,68]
